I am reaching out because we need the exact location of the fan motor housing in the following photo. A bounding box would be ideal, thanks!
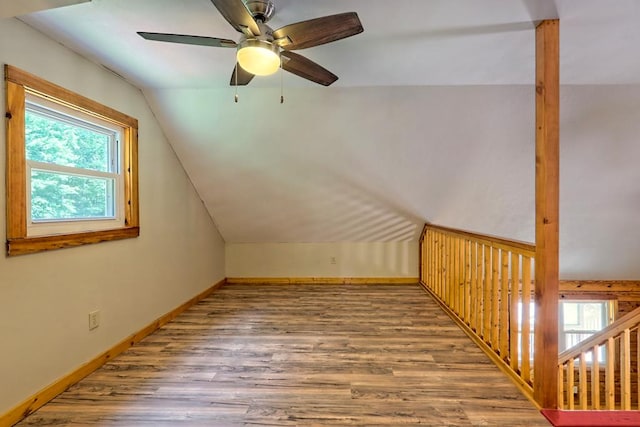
[244,0,275,22]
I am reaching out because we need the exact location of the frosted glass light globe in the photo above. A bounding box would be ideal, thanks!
[237,40,280,76]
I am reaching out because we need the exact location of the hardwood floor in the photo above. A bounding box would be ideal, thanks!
[17,284,550,426]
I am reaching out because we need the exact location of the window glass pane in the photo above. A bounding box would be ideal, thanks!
[31,170,114,221]
[563,303,579,326]
[25,109,112,172]
[563,302,606,332]
[560,301,611,362]
[580,302,605,330]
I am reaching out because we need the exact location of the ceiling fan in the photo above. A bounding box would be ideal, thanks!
[138,0,364,87]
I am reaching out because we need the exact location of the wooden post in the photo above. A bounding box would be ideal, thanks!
[534,19,560,409]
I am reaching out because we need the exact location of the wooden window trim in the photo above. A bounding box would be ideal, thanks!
[5,65,139,256]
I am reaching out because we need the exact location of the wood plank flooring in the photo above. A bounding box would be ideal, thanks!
[17,284,550,426]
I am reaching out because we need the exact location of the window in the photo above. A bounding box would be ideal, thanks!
[559,300,615,361]
[516,300,614,362]
[5,65,139,255]
[25,94,125,236]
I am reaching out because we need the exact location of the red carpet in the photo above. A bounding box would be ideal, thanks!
[541,410,640,427]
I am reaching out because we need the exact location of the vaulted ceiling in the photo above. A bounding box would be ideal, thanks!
[10,0,640,277]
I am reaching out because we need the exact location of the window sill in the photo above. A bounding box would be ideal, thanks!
[6,226,140,256]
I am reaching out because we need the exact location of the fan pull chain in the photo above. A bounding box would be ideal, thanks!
[234,63,239,103]
[280,60,284,104]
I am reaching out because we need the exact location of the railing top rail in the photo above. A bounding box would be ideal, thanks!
[558,305,640,364]
[423,223,536,255]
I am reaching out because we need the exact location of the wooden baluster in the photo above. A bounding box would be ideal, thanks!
[453,237,462,317]
[470,241,478,332]
[558,364,565,409]
[606,337,615,409]
[430,231,435,289]
[622,328,631,409]
[477,244,485,336]
[454,237,461,315]
[447,235,454,308]
[499,250,509,359]
[491,247,500,350]
[450,236,456,312]
[483,245,492,341]
[439,232,445,298]
[579,353,587,409]
[441,234,447,301]
[448,236,453,307]
[451,235,457,309]
[430,231,436,291]
[567,358,575,409]
[592,344,600,410]
[459,237,466,319]
[461,238,465,318]
[510,253,520,372]
[464,239,471,324]
[433,231,437,289]
[424,230,430,287]
[521,256,532,384]
[436,232,440,292]
[435,232,440,295]
[460,238,465,317]
[440,235,449,303]
[433,232,438,291]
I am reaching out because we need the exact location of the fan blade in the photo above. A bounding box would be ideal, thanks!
[230,63,255,86]
[138,32,236,48]
[210,0,260,36]
[273,12,363,51]
[281,51,337,86]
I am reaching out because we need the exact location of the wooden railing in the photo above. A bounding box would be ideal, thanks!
[558,305,640,410]
[419,224,538,402]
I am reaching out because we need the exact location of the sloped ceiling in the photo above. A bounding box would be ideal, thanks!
[10,0,640,277]
[0,0,89,19]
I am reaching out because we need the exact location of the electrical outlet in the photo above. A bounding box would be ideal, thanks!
[88,310,100,330]
[330,256,337,265]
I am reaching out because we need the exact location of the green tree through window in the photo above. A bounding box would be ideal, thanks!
[25,108,117,221]
[25,110,111,171]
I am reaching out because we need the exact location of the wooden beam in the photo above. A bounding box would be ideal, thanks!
[534,19,560,409]
[560,280,640,293]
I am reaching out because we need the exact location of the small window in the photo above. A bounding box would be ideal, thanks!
[516,300,614,362]
[560,300,615,360]
[25,94,125,236]
[5,65,139,255]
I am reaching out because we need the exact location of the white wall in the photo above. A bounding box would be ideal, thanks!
[559,85,640,279]
[226,242,418,278]
[0,18,225,414]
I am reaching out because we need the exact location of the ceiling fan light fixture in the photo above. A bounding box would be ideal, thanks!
[237,39,280,76]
